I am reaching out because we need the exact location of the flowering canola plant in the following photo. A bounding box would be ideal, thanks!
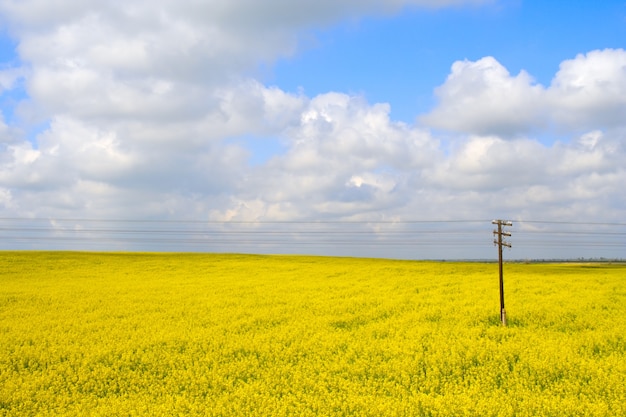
[0,252,624,416]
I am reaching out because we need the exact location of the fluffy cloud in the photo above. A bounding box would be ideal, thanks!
[214,93,440,221]
[424,135,548,190]
[420,57,546,136]
[422,49,626,137]
[416,49,626,224]
[0,67,23,94]
[1,0,491,84]
[549,49,626,130]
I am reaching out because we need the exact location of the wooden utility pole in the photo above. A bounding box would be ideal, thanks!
[492,220,512,326]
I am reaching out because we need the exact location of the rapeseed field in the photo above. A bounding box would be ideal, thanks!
[0,251,624,416]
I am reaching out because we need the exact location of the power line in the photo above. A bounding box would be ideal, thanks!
[1,217,624,226]
[517,220,626,227]
[0,217,623,256]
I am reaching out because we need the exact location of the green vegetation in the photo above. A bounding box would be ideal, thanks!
[1,252,624,416]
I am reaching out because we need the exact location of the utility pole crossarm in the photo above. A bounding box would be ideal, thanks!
[492,220,513,226]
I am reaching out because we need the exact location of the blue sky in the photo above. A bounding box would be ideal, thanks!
[0,0,624,259]
[268,0,626,122]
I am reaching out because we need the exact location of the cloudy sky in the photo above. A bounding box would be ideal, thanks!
[0,0,624,259]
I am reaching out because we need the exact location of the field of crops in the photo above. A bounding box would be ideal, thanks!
[1,252,625,416]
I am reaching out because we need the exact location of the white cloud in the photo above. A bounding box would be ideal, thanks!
[420,57,546,136]
[417,128,625,223]
[422,49,626,137]
[423,135,549,190]
[0,67,24,94]
[2,0,492,83]
[549,49,626,130]
[213,92,439,220]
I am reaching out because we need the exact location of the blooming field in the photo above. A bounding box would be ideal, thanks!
[0,252,625,416]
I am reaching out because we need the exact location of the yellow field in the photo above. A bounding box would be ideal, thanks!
[1,252,624,416]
